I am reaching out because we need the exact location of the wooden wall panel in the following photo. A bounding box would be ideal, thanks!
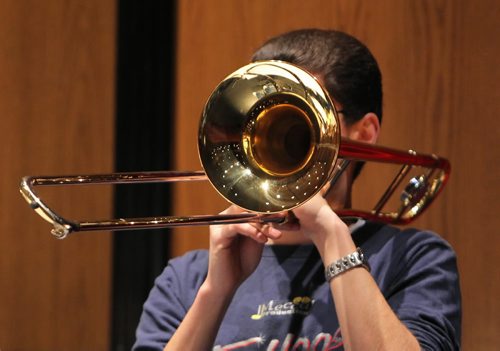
[173,0,500,349]
[0,1,116,350]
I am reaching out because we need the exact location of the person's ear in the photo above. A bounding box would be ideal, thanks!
[345,112,380,144]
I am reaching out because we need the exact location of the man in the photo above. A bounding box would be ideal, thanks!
[134,29,461,351]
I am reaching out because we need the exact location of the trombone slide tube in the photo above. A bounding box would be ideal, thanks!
[20,171,208,239]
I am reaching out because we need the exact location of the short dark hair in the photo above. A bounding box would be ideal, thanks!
[252,29,383,126]
[252,29,383,179]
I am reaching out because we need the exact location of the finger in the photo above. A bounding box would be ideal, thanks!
[259,223,283,240]
[276,221,301,231]
[231,222,269,243]
[249,222,284,242]
[275,212,300,231]
[217,206,284,240]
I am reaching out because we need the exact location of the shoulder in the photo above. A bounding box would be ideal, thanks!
[157,249,209,288]
[354,222,457,269]
[147,249,209,310]
[354,221,460,306]
[140,250,208,326]
[355,223,461,349]
[169,249,209,268]
[134,250,209,350]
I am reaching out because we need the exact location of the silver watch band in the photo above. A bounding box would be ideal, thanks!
[324,247,370,282]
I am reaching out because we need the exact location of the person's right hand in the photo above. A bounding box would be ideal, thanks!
[204,205,283,296]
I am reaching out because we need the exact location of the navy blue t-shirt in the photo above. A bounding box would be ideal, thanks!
[134,222,461,350]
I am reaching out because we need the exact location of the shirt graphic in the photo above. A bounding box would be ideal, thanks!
[251,296,315,320]
[213,329,343,350]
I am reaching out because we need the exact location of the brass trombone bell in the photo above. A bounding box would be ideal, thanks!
[20,61,450,239]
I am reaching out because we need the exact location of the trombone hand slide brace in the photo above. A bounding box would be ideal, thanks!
[20,61,450,239]
[19,171,286,239]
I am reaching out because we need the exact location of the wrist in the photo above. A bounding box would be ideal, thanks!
[324,247,370,282]
[312,221,356,263]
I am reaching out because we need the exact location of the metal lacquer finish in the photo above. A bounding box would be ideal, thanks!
[198,61,340,213]
[19,60,451,238]
[334,140,450,224]
[20,171,285,239]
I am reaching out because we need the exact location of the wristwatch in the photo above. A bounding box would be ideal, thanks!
[324,247,370,282]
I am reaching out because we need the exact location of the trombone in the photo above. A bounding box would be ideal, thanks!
[20,61,450,239]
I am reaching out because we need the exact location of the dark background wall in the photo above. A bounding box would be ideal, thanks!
[0,1,499,350]
[112,1,176,350]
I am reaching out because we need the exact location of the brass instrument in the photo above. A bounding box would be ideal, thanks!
[20,61,450,239]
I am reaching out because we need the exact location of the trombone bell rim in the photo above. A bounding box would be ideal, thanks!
[198,60,341,214]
